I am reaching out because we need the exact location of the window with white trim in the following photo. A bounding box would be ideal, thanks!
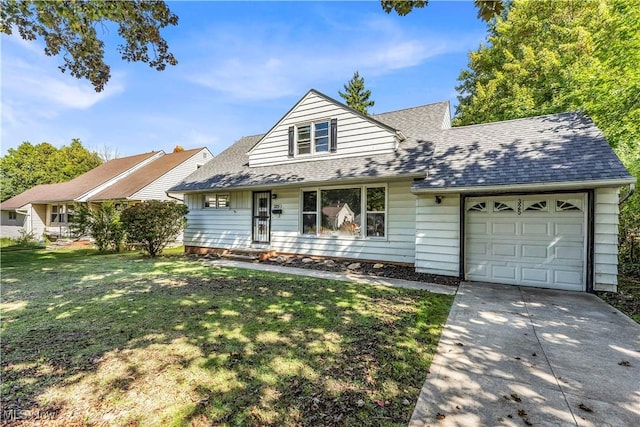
[204,194,229,209]
[366,187,386,237]
[297,120,329,155]
[8,211,17,220]
[301,185,386,238]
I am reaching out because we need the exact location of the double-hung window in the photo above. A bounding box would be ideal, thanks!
[297,120,329,155]
[301,186,386,238]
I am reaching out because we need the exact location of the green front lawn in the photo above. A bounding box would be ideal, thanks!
[0,249,452,426]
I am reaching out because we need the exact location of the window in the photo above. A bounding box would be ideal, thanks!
[50,205,60,224]
[314,121,329,152]
[297,125,311,155]
[301,186,385,238]
[493,201,515,212]
[468,202,487,212]
[8,211,17,220]
[66,204,75,223]
[556,200,582,212]
[366,187,386,237]
[297,120,329,155]
[50,204,72,224]
[204,194,229,209]
[302,191,317,234]
[525,201,547,212]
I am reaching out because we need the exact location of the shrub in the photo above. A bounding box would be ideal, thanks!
[69,202,124,252]
[15,229,37,246]
[120,201,188,257]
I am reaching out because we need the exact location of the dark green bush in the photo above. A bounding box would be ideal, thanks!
[120,200,188,257]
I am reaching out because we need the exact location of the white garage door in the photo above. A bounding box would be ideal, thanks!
[466,194,587,291]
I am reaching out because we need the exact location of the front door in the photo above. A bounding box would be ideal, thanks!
[252,191,271,243]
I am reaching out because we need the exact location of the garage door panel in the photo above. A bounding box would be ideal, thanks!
[555,223,583,236]
[493,243,517,257]
[522,222,549,236]
[467,263,488,277]
[491,265,517,280]
[554,270,583,287]
[522,244,548,259]
[521,268,549,283]
[555,245,583,261]
[492,222,517,234]
[466,194,586,291]
[468,222,488,234]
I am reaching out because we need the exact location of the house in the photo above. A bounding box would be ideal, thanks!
[170,89,635,292]
[0,147,212,238]
[322,203,356,234]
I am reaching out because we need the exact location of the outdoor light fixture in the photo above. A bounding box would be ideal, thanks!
[435,195,443,204]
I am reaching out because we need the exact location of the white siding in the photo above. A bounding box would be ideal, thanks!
[594,187,620,292]
[184,181,416,264]
[248,92,397,167]
[132,148,212,201]
[269,181,416,263]
[18,204,47,237]
[415,194,460,276]
[183,192,252,249]
[0,210,25,226]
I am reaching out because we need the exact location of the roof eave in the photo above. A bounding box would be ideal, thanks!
[170,173,426,194]
[411,177,637,194]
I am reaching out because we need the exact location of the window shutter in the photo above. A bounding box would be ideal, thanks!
[330,118,338,153]
[288,126,295,157]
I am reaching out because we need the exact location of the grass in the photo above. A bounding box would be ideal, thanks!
[0,248,453,426]
[0,237,42,252]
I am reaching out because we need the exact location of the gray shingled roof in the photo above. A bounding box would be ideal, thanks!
[171,102,448,192]
[170,99,633,193]
[414,112,633,190]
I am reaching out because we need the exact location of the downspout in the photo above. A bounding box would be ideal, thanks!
[619,183,636,205]
[166,192,184,202]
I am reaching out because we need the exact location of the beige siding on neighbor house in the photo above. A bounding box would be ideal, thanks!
[132,148,212,201]
[248,92,397,167]
[594,187,620,292]
[415,194,461,276]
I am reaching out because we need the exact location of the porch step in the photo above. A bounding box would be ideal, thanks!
[220,253,260,262]
[217,248,276,262]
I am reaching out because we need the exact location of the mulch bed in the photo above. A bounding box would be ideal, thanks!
[259,254,461,287]
[597,273,640,322]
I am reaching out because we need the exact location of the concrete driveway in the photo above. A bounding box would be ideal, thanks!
[410,282,640,426]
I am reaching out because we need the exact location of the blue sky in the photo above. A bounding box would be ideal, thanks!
[1,1,488,158]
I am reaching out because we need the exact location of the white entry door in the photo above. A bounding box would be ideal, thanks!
[465,194,587,291]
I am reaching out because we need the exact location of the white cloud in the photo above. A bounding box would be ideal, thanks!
[1,34,125,151]
[182,14,461,101]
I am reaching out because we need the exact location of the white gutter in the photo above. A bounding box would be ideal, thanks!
[170,173,426,194]
[411,178,637,194]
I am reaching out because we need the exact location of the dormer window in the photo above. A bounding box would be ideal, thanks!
[296,121,329,155]
[289,119,337,157]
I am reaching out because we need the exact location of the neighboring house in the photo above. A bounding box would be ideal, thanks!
[322,203,356,233]
[170,89,635,292]
[0,148,212,238]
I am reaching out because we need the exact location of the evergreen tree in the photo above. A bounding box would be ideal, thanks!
[339,71,375,115]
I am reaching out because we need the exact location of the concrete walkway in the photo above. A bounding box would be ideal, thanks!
[201,258,456,295]
[410,282,640,426]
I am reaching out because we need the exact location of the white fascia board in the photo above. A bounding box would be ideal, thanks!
[411,177,637,194]
[75,151,165,202]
